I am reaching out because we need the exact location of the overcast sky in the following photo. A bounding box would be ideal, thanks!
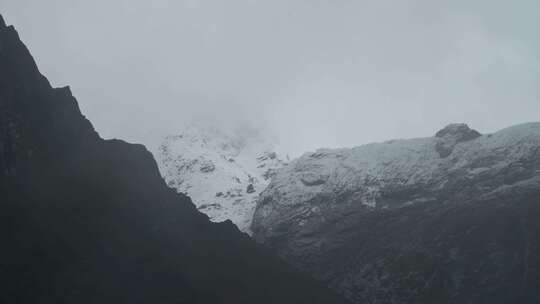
[3,0,539,156]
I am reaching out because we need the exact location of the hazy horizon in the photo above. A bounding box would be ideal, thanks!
[3,1,539,156]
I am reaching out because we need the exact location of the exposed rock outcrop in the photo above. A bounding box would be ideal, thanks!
[435,123,481,157]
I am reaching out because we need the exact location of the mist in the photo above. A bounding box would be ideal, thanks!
[3,0,539,156]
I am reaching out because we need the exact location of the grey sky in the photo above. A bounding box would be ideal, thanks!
[3,0,539,156]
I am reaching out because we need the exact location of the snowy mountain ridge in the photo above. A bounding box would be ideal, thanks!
[251,122,540,303]
[255,122,540,215]
[155,126,286,233]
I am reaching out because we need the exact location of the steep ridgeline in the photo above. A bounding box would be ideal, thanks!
[156,127,285,233]
[252,123,540,303]
[0,15,347,304]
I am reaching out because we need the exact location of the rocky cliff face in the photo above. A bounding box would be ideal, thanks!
[252,123,540,303]
[156,126,286,233]
[0,15,347,304]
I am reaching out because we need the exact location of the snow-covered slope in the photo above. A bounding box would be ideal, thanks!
[155,126,286,233]
[251,122,540,303]
[254,123,540,215]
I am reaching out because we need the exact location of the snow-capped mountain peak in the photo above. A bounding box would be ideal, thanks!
[156,126,286,233]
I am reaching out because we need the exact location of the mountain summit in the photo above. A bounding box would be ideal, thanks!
[156,126,286,233]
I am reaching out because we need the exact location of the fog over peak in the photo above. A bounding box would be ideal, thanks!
[4,0,539,156]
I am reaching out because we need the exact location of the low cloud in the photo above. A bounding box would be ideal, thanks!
[4,0,539,156]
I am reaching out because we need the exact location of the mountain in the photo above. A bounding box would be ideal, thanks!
[155,126,286,233]
[0,15,347,304]
[252,123,540,303]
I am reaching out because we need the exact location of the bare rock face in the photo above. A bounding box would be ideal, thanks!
[435,123,481,157]
[252,123,540,304]
[0,15,347,304]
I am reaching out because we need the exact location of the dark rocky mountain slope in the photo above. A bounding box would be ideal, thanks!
[252,123,540,303]
[0,15,347,304]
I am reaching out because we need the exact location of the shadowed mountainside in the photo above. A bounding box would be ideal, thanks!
[0,15,347,304]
